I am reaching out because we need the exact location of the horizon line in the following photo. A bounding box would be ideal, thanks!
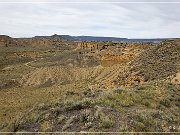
[0,34,178,39]
[1,2,180,4]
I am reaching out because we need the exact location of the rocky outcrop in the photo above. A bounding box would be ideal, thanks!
[117,39,180,86]
[0,35,14,47]
[76,41,104,50]
[100,53,134,67]
[0,34,76,47]
[98,43,145,67]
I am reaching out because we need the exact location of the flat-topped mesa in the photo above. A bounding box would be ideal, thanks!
[34,34,65,40]
[76,41,104,50]
[0,34,76,47]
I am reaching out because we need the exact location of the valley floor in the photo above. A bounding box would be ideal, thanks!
[0,40,179,132]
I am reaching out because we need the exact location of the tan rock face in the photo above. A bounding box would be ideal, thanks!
[100,53,134,67]
[76,41,104,50]
[99,43,144,67]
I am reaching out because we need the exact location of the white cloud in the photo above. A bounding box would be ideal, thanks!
[0,0,179,38]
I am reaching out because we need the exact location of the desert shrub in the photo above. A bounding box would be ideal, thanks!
[0,56,33,69]
[97,89,137,109]
[80,109,95,129]
[80,109,91,122]
[39,121,52,132]
[42,113,51,121]
[85,122,93,128]
[95,107,113,128]
[62,116,78,131]
[160,99,171,107]
[99,115,113,128]
[133,121,146,131]
[64,98,94,111]
[113,88,123,94]
[26,112,42,123]
[131,110,167,132]
[134,85,146,91]
[65,90,79,97]
[58,115,66,124]
[83,89,95,97]
[0,79,20,89]
[143,100,151,107]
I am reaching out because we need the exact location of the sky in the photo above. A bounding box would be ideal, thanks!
[0,0,180,38]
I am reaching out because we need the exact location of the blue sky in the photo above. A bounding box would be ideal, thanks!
[0,0,180,38]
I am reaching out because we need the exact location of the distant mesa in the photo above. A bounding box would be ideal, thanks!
[0,34,177,47]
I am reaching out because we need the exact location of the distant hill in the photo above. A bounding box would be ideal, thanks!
[0,34,177,46]
[33,34,128,41]
[56,35,176,42]
[60,35,174,42]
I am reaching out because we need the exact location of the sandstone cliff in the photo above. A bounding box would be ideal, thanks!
[76,41,104,50]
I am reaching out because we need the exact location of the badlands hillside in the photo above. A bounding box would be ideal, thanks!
[0,35,179,132]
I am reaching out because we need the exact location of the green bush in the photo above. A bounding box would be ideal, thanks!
[64,98,93,111]
[160,99,171,107]
[95,107,113,128]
